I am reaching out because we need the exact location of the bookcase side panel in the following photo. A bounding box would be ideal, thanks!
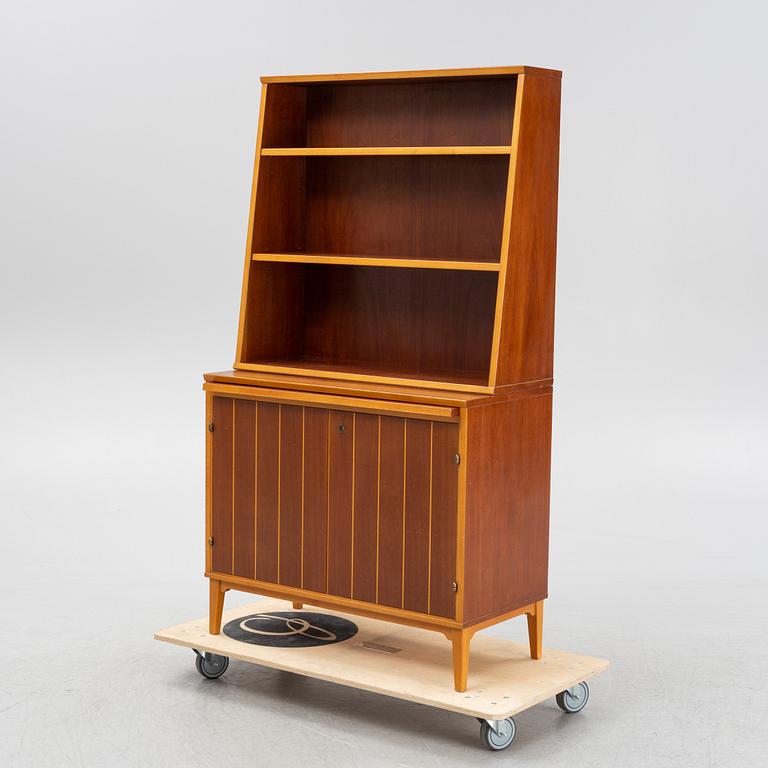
[235,84,269,365]
[494,75,561,386]
[238,89,307,367]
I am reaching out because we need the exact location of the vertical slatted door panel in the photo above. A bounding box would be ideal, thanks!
[402,419,431,613]
[256,402,279,583]
[279,404,303,587]
[377,416,405,608]
[327,410,354,597]
[210,397,234,574]
[301,406,328,592]
[232,399,256,579]
[429,422,459,618]
[352,413,379,603]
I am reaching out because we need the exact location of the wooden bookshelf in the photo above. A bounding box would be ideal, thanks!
[203,66,562,693]
[261,146,512,156]
[252,253,501,272]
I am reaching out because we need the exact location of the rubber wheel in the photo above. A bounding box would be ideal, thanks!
[479,718,516,751]
[195,653,229,679]
[556,681,589,713]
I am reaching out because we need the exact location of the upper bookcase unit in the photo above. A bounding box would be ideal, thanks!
[235,67,562,392]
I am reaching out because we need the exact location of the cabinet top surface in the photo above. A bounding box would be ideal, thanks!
[260,65,562,84]
[204,370,551,408]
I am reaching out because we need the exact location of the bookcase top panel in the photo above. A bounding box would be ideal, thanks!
[261,65,562,85]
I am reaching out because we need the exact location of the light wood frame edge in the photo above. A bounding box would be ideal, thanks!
[234,83,269,365]
[206,572,543,636]
[205,391,213,573]
[234,363,493,394]
[260,66,561,84]
[261,146,512,156]
[251,253,501,272]
[204,382,459,422]
[455,407,468,623]
[488,74,526,388]
[207,572,460,632]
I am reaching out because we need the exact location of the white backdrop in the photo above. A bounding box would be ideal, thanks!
[1,2,766,766]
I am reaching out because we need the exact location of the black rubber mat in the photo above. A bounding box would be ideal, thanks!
[222,611,358,648]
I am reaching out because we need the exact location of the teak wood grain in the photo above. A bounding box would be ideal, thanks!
[206,66,561,691]
[462,393,553,624]
[493,75,561,385]
[327,410,354,597]
[239,264,498,385]
[352,413,379,603]
[210,397,233,574]
[251,155,507,262]
[429,422,459,618]
[232,399,256,580]
[377,416,405,608]
[278,404,302,587]
[209,394,461,620]
[255,402,279,583]
[301,407,328,592]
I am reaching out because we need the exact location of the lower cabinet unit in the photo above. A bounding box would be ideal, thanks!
[207,392,458,619]
[203,379,552,692]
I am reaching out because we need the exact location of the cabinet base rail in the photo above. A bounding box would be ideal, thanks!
[206,573,544,692]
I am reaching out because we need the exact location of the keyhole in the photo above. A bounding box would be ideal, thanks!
[338,424,345,434]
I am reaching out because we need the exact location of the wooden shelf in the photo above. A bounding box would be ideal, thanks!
[261,146,512,156]
[237,358,492,393]
[252,253,501,271]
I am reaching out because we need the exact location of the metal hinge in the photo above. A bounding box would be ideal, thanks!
[208,421,215,432]
[450,580,458,593]
[208,536,214,546]
[454,453,461,465]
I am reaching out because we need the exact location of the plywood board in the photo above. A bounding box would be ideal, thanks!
[155,599,609,720]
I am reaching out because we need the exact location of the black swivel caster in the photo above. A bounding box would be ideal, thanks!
[193,650,229,679]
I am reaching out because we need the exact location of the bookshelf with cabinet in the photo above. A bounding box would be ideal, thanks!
[203,66,561,692]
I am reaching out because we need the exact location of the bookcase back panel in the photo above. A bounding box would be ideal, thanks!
[253,156,507,262]
[240,263,496,383]
[240,262,305,362]
[302,265,495,374]
[262,78,517,148]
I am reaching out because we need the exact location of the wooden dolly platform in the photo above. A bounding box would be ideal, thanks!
[155,598,609,751]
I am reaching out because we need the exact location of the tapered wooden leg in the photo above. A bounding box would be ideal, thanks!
[526,600,544,659]
[209,579,225,635]
[450,630,471,692]
[292,601,303,609]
